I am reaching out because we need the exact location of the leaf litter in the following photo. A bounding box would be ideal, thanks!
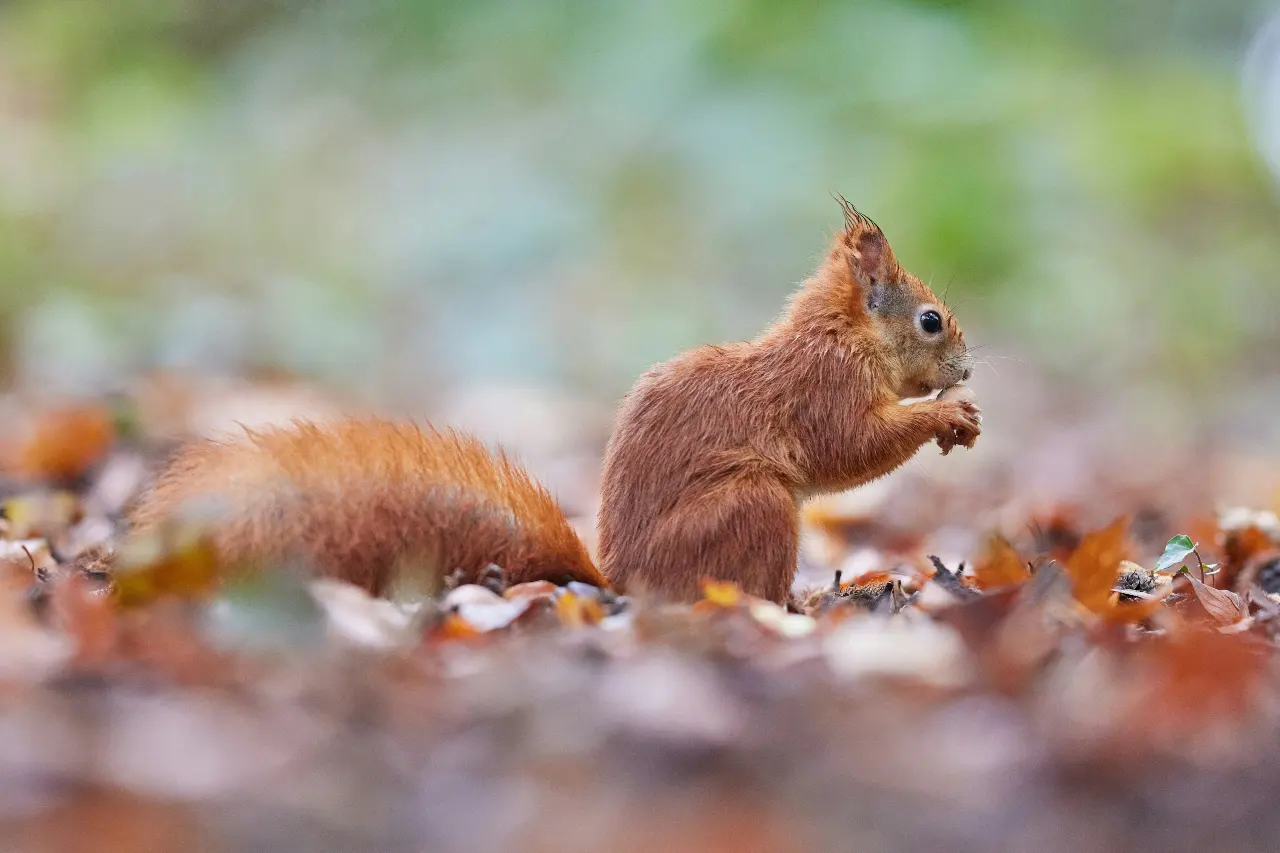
[1,382,1280,851]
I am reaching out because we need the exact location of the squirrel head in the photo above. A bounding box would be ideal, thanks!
[821,197,973,399]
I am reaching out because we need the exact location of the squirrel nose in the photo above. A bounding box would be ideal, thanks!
[962,368,972,381]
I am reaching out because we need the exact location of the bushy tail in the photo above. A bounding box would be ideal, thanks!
[127,418,607,594]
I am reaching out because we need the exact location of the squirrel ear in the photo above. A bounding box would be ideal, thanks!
[833,195,897,286]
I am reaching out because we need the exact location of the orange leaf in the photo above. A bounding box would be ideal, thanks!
[428,611,483,642]
[973,536,1029,591]
[554,590,604,627]
[1098,591,1168,626]
[1064,516,1129,614]
[9,404,115,483]
[845,569,893,589]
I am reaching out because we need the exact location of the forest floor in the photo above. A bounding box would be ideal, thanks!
[1,373,1279,853]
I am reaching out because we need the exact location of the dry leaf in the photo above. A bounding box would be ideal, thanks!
[973,535,1029,590]
[1187,574,1246,626]
[845,568,893,588]
[1064,516,1129,614]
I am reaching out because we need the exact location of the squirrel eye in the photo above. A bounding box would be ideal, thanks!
[919,310,943,335]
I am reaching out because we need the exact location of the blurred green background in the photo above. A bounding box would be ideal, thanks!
[1,0,1278,409]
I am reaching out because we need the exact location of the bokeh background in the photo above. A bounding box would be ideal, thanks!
[1,0,1279,503]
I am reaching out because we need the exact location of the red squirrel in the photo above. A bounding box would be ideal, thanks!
[126,200,978,603]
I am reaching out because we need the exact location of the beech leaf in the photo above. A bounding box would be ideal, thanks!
[973,535,1030,590]
[1064,517,1129,614]
[1187,574,1246,625]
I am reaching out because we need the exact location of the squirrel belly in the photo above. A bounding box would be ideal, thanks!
[127,419,605,594]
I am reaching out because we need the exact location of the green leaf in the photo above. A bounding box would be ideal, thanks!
[1203,563,1221,576]
[1155,535,1197,573]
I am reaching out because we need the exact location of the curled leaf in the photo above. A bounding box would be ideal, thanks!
[1187,574,1246,626]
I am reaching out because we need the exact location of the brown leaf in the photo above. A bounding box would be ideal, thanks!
[973,535,1029,590]
[1064,516,1129,614]
[1187,574,1246,625]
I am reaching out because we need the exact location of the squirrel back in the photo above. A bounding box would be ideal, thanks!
[127,418,604,594]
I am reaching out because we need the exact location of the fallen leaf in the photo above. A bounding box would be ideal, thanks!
[1064,517,1129,614]
[442,583,505,608]
[824,613,973,688]
[427,610,484,642]
[1187,574,1246,626]
[973,535,1030,590]
[845,568,893,588]
[748,600,816,638]
[8,403,115,483]
[309,579,423,649]
[555,589,603,628]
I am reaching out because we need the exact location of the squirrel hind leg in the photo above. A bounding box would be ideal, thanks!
[647,473,799,604]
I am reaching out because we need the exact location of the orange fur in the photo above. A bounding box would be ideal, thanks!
[596,200,978,602]
[128,419,603,593]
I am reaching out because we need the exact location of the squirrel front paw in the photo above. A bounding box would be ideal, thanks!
[933,400,981,456]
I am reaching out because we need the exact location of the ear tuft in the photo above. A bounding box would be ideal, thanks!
[832,195,897,285]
